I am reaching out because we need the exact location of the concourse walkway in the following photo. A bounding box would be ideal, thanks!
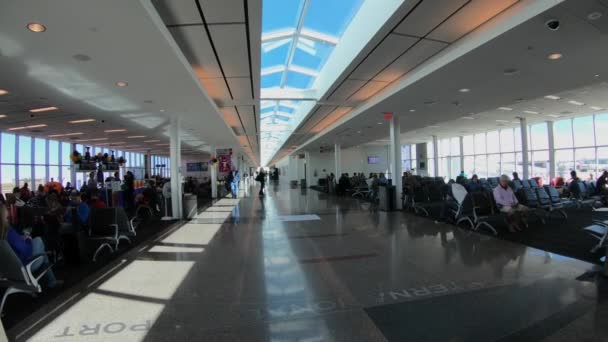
[7,181,608,341]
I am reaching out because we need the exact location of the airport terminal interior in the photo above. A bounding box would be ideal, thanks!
[5,0,608,341]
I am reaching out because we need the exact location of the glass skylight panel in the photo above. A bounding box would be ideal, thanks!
[303,0,364,37]
[262,0,303,33]
[260,0,365,164]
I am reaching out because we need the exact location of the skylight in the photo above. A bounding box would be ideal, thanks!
[260,0,365,165]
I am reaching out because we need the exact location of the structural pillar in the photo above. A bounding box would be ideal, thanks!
[459,136,465,173]
[334,143,341,178]
[432,135,439,177]
[390,115,402,209]
[145,149,152,178]
[520,117,530,179]
[547,121,556,182]
[210,146,218,199]
[169,117,182,219]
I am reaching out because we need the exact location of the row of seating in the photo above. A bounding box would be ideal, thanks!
[1,207,139,315]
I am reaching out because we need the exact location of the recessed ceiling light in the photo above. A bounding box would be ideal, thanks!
[29,106,58,113]
[459,88,470,93]
[461,116,475,120]
[409,109,416,112]
[429,125,440,128]
[8,124,47,131]
[568,100,584,106]
[496,119,510,123]
[115,81,128,87]
[588,11,603,21]
[48,132,84,137]
[104,129,127,133]
[590,106,603,111]
[143,140,160,143]
[27,23,46,32]
[127,135,146,138]
[503,68,520,76]
[0,89,8,96]
[547,114,562,118]
[160,109,165,112]
[545,95,560,100]
[547,53,562,60]
[524,110,539,114]
[594,74,600,78]
[498,107,513,111]
[69,119,96,124]
[377,122,383,125]
[0,114,6,119]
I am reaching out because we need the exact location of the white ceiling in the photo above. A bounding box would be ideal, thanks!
[151,0,261,163]
[0,0,247,160]
[286,0,608,156]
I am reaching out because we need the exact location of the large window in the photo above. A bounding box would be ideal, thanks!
[0,133,152,193]
[461,128,522,179]
[401,144,417,173]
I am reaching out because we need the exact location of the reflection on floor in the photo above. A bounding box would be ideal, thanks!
[7,181,608,341]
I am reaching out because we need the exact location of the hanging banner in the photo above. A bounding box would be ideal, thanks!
[218,155,232,173]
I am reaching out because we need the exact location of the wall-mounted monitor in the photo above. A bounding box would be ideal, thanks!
[367,156,380,164]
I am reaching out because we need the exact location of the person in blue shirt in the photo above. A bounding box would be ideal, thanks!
[467,174,482,192]
[1,205,61,288]
[230,169,240,199]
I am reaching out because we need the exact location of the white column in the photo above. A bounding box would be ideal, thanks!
[390,115,402,209]
[305,151,311,187]
[334,143,341,178]
[432,135,439,177]
[459,136,465,173]
[70,143,77,186]
[547,121,556,181]
[210,146,218,199]
[169,117,182,219]
[520,117,530,179]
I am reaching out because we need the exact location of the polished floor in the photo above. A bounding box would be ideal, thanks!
[7,181,608,341]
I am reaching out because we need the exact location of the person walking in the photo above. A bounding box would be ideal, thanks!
[256,170,266,196]
[230,169,240,199]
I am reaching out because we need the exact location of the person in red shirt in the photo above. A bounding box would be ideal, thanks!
[88,189,107,209]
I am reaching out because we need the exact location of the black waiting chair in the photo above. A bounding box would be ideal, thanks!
[570,181,599,208]
[470,191,500,235]
[535,186,567,219]
[512,180,523,192]
[515,188,546,225]
[0,240,54,315]
[88,208,132,262]
[411,186,430,216]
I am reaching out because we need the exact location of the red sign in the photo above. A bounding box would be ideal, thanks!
[383,112,393,120]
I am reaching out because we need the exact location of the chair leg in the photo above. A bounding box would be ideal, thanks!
[1,287,27,316]
[93,243,114,262]
[456,217,474,229]
[475,222,498,236]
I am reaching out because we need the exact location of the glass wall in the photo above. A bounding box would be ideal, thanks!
[0,132,153,193]
[554,114,606,180]
[401,145,416,173]
[437,137,461,179]
[460,127,522,179]
[151,155,171,178]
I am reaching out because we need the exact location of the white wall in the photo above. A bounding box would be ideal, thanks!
[307,145,390,185]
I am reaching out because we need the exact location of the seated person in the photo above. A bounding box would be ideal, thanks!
[88,189,107,209]
[567,170,582,195]
[378,173,388,186]
[493,175,528,233]
[596,171,608,203]
[64,182,74,192]
[64,192,90,227]
[20,182,32,202]
[512,172,520,181]
[467,174,482,192]
[10,187,26,207]
[1,204,62,288]
[458,170,468,179]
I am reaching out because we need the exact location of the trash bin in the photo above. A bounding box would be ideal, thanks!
[300,179,307,189]
[290,180,298,188]
[183,193,197,219]
[379,185,396,211]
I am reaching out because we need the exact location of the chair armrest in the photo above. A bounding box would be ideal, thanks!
[109,224,119,239]
[25,254,51,283]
